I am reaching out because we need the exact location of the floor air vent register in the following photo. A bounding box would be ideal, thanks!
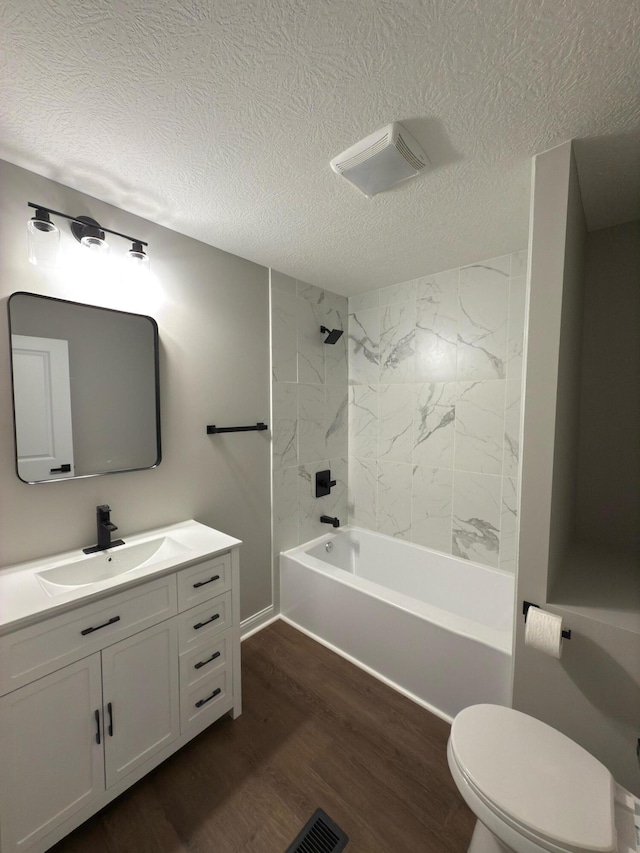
[285,808,349,852]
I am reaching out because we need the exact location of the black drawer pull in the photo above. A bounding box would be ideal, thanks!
[193,574,220,589]
[194,651,221,670]
[193,613,220,630]
[94,709,101,744]
[107,702,114,737]
[81,615,121,636]
[195,687,221,708]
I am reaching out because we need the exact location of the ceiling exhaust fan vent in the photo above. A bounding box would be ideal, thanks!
[330,122,429,198]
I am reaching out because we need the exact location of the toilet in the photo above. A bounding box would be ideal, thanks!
[447,704,639,853]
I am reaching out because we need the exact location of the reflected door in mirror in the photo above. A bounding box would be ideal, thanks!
[12,335,75,481]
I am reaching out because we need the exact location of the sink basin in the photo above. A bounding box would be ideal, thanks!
[36,536,189,595]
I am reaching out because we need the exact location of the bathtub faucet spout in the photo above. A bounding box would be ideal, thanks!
[320,515,340,528]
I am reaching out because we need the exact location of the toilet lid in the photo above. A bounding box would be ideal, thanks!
[449,705,616,853]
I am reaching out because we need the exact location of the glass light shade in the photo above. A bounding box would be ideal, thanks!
[27,216,60,267]
[127,242,149,272]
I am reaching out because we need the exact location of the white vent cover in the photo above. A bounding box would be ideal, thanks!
[330,122,429,197]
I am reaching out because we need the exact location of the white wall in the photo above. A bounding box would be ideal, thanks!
[0,161,272,623]
[346,252,527,571]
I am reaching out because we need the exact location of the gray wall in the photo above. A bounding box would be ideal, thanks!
[0,161,272,623]
[547,149,587,593]
[574,220,640,551]
[513,142,640,796]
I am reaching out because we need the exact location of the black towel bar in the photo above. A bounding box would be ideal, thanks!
[206,422,268,435]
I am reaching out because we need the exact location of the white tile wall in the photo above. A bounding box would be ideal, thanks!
[347,251,527,571]
[271,270,348,558]
[272,251,527,574]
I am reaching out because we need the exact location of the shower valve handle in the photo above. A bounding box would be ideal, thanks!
[316,469,336,498]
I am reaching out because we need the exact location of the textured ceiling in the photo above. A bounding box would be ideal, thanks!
[1,0,639,294]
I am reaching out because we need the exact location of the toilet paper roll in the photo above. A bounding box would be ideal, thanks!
[524,607,564,659]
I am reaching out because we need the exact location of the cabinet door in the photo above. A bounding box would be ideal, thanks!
[102,620,179,788]
[0,654,104,851]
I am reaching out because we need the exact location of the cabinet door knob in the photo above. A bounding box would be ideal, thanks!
[107,702,114,737]
[94,709,101,745]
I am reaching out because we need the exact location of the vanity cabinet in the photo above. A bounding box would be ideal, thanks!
[0,540,241,853]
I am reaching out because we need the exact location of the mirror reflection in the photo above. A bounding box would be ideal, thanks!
[8,292,161,483]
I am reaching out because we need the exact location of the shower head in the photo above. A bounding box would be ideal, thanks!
[320,325,344,345]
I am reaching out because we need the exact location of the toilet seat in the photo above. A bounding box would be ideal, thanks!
[448,704,617,853]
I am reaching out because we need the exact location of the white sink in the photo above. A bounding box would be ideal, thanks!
[36,537,189,595]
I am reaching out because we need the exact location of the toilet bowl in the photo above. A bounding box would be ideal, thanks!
[447,704,639,853]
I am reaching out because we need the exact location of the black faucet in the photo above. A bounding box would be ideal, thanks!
[320,515,340,528]
[83,505,125,554]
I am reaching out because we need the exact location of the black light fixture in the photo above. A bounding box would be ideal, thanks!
[27,202,149,270]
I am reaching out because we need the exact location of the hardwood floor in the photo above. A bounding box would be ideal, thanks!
[51,620,475,852]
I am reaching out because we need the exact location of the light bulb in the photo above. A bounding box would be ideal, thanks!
[80,225,108,253]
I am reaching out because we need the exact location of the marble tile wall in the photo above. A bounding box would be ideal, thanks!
[271,270,349,562]
[347,252,527,571]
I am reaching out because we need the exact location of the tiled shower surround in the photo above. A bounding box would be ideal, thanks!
[271,251,526,573]
[271,271,349,560]
[347,252,527,571]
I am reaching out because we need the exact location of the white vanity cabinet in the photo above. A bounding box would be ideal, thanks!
[0,532,241,853]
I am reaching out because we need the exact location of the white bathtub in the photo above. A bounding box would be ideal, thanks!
[280,526,514,721]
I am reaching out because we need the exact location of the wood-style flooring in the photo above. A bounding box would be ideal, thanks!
[51,620,475,852]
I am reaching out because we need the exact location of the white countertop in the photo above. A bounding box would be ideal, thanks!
[0,520,241,635]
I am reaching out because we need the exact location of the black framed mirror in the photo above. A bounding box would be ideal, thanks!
[8,292,161,483]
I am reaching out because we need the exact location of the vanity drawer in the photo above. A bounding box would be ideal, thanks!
[179,629,232,690]
[177,592,231,652]
[176,553,231,611]
[180,667,232,734]
[0,576,177,696]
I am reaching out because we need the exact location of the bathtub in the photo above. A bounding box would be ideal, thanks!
[280,526,514,721]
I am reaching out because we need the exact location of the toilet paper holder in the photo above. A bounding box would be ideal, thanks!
[523,601,571,639]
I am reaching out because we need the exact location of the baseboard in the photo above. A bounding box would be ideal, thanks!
[240,605,279,640]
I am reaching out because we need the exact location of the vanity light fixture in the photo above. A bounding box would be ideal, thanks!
[27,202,149,269]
